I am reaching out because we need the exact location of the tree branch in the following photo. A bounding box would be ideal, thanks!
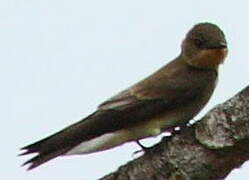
[100,86,249,180]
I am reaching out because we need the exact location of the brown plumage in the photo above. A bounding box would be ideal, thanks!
[20,22,228,170]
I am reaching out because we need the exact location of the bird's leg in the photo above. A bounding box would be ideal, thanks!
[134,124,190,156]
[132,140,152,156]
[136,140,149,151]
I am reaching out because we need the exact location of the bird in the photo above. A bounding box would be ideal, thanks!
[20,22,228,170]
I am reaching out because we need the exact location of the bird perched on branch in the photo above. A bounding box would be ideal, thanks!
[20,22,228,170]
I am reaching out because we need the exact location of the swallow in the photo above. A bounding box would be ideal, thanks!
[20,22,228,170]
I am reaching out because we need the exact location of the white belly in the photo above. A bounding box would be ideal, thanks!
[65,130,131,155]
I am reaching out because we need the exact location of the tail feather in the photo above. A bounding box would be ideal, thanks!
[20,112,100,170]
[21,148,69,170]
[20,136,73,170]
[20,110,131,169]
[20,138,48,155]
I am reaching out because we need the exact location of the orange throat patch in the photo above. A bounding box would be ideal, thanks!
[187,48,228,69]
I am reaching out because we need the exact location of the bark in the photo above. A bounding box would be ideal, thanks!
[100,86,249,180]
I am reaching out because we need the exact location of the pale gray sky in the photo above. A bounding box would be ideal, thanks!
[2,0,249,179]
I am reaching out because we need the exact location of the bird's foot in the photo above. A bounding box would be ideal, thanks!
[171,124,189,136]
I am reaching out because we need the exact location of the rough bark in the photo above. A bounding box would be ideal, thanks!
[100,86,249,180]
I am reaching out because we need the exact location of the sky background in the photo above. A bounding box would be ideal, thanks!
[2,0,249,180]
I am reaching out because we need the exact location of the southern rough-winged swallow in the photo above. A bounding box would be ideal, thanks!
[21,22,228,170]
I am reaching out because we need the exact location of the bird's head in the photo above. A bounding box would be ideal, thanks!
[181,23,228,69]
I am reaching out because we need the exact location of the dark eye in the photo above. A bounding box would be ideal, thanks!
[194,38,205,48]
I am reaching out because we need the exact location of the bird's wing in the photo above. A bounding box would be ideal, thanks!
[98,73,197,112]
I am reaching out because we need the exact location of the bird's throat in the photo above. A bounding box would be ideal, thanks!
[185,48,228,69]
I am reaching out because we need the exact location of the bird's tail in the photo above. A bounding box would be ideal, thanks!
[20,109,130,170]
[20,112,98,170]
[20,144,70,170]
[19,125,82,170]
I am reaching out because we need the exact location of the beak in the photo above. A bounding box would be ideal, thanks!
[217,41,227,48]
[208,41,227,49]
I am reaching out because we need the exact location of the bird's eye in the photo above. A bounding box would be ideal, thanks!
[194,38,205,48]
